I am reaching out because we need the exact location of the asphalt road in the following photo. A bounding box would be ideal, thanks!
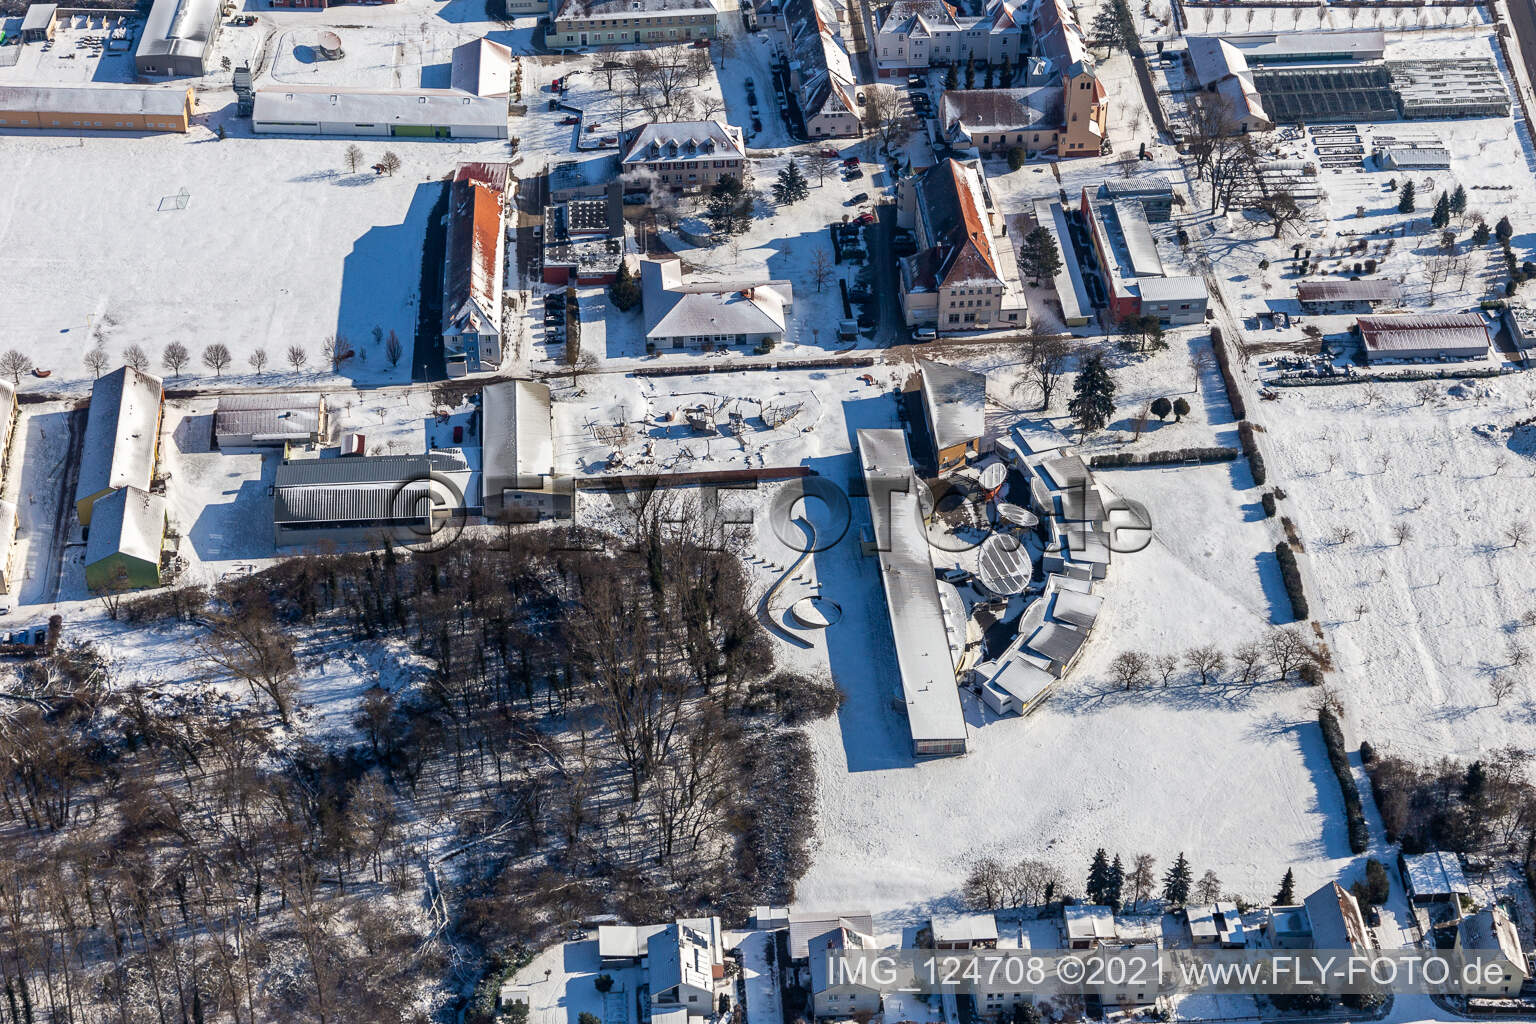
[1506,0,1536,108]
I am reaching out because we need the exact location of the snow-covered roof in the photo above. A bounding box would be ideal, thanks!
[1063,905,1115,941]
[788,910,876,959]
[931,912,999,945]
[20,4,56,31]
[622,121,745,165]
[449,38,512,98]
[784,0,857,121]
[1038,454,1089,489]
[1032,0,1090,74]
[597,923,670,959]
[1302,883,1369,951]
[649,920,719,997]
[1137,276,1208,304]
[1357,314,1490,355]
[1380,145,1451,169]
[1048,587,1102,629]
[275,451,470,488]
[1297,280,1401,304]
[1033,200,1089,326]
[640,258,791,339]
[1402,851,1469,898]
[1186,36,1249,87]
[1187,902,1246,944]
[1212,28,1385,63]
[857,428,968,754]
[76,366,163,504]
[0,83,191,117]
[1458,907,1524,967]
[941,87,1061,136]
[1026,621,1086,669]
[913,160,1006,291]
[919,359,986,452]
[137,0,220,64]
[252,86,509,129]
[214,393,323,444]
[808,925,876,993]
[84,485,165,570]
[554,0,716,20]
[482,380,553,495]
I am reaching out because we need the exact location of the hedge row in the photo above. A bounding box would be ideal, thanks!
[1275,541,1308,620]
[1319,706,1370,855]
[1210,325,1247,420]
[1089,446,1239,468]
[1238,421,1266,485]
[1261,491,1276,517]
[1271,366,1509,388]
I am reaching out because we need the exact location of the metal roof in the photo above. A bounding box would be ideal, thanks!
[137,0,220,61]
[918,359,985,452]
[215,394,322,442]
[274,450,469,488]
[1137,275,1207,304]
[482,380,553,495]
[1357,314,1490,354]
[84,485,164,568]
[788,910,875,959]
[0,83,191,117]
[253,86,509,128]
[20,4,57,31]
[1297,279,1401,304]
[76,366,163,504]
[274,480,433,526]
[857,429,967,752]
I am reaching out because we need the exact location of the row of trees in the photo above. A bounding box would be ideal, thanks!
[1105,626,1324,691]
[964,849,1227,912]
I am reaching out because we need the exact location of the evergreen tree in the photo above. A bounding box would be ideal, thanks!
[1011,1003,1042,1024]
[999,53,1013,86]
[1275,867,1296,905]
[944,63,959,90]
[1463,760,1488,803]
[1150,396,1172,420]
[1068,353,1116,435]
[772,160,810,205]
[1162,852,1192,905]
[706,175,753,237]
[1020,226,1063,285]
[1086,848,1113,905]
[964,57,976,89]
[1450,184,1468,217]
[1473,221,1492,246]
[1091,4,1121,51]
[1431,191,1450,229]
[1107,854,1125,912]
[1397,180,1416,215]
[1172,397,1190,421]
[609,258,642,312]
[1497,215,1515,244]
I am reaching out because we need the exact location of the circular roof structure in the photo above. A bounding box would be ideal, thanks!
[790,596,842,629]
[996,502,1039,528]
[979,462,1006,493]
[976,532,1032,596]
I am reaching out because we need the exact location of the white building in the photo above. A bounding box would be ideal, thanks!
[648,919,724,1017]
[808,924,882,1018]
[136,0,221,76]
[640,258,792,351]
[1455,907,1528,997]
[782,0,861,137]
[621,121,747,190]
[874,0,1027,77]
[482,380,567,521]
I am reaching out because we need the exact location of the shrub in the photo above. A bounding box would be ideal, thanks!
[121,584,208,624]
[1210,326,1247,420]
[1359,739,1376,764]
[1261,492,1277,518]
[1088,447,1238,468]
[1298,661,1323,686]
[1365,858,1390,904]
[1006,147,1026,171]
[1275,542,1309,620]
[1319,706,1369,854]
[1238,421,1265,486]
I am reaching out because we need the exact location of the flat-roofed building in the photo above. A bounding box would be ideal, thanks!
[1400,851,1469,905]
[1031,198,1090,327]
[0,84,195,133]
[857,428,968,758]
[76,366,164,527]
[214,394,329,449]
[1357,313,1490,363]
[136,0,222,76]
[1081,188,1207,324]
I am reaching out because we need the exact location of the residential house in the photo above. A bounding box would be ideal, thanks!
[809,924,882,1018]
[640,258,793,351]
[873,0,1027,77]
[788,910,876,960]
[75,366,164,527]
[1455,907,1529,997]
[1063,905,1115,950]
[783,0,862,137]
[83,486,166,592]
[649,919,724,1017]
[442,163,508,376]
[896,159,1027,334]
[918,359,986,472]
[621,121,747,191]
[1400,851,1470,906]
[1187,903,1249,948]
[597,923,671,967]
[1302,883,1371,952]
[546,0,720,48]
[1266,905,1312,950]
[940,87,1062,156]
[930,912,999,950]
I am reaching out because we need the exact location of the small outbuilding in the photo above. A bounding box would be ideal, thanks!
[1400,851,1469,905]
[84,486,166,591]
[214,393,329,448]
[20,3,58,42]
[930,912,1000,950]
[1297,279,1402,314]
[918,359,987,473]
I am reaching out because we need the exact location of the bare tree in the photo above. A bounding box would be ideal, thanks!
[810,249,834,293]
[686,47,713,86]
[1195,869,1222,903]
[344,144,363,173]
[807,152,837,186]
[123,344,150,374]
[162,342,190,377]
[861,85,908,153]
[1264,626,1313,682]
[1154,652,1180,686]
[595,44,623,90]
[1491,675,1517,706]
[1254,189,1307,238]
[1508,522,1531,548]
[1013,335,1072,411]
[287,345,309,373]
[321,334,352,372]
[378,151,402,177]
[83,347,109,378]
[0,350,31,384]
[1415,382,1438,405]
[202,343,232,377]
[645,57,690,109]
[1109,650,1150,690]
[199,595,299,724]
[1392,521,1413,546]
[385,330,404,367]
[1185,644,1225,685]
[1127,853,1157,910]
[248,348,269,377]
[1231,639,1266,684]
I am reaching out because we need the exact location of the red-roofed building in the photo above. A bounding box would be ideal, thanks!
[442,162,508,377]
[896,158,1027,335]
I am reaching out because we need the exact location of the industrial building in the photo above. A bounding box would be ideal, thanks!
[1296,279,1401,313]
[214,394,329,449]
[75,366,164,527]
[443,163,509,376]
[550,152,622,202]
[546,0,719,48]
[272,450,475,548]
[1356,313,1491,363]
[1080,188,1207,326]
[84,486,166,592]
[1503,303,1536,360]
[856,428,968,758]
[252,39,511,138]
[0,84,195,133]
[136,0,222,76]
[481,380,567,522]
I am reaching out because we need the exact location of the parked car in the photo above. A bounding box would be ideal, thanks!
[744,77,754,88]
[857,311,877,328]
[914,326,937,341]
[559,115,579,125]
[906,75,925,88]
[819,147,839,158]
[843,156,860,168]
[844,167,863,179]
[600,136,617,146]
[847,192,869,205]
[751,117,763,133]
[691,37,710,47]
[855,210,876,225]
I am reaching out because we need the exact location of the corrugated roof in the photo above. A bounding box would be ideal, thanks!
[1138,275,1207,304]
[274,450,469,488]
[20,4,57,31]
[76,366,163,505]
[1358,314,1490,354]
[84,485,165,568]
[1402,851,1469,897]
[274,480,432,525]
[1297,280,1401,303]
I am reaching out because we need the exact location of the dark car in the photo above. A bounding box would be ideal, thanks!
[691,37,710,47]
[857,312,877,328]
[844,167,863,179]
[744,77,754,88]
[559,115,579,125]
[847,192,869,205]
[751,117,763,133]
